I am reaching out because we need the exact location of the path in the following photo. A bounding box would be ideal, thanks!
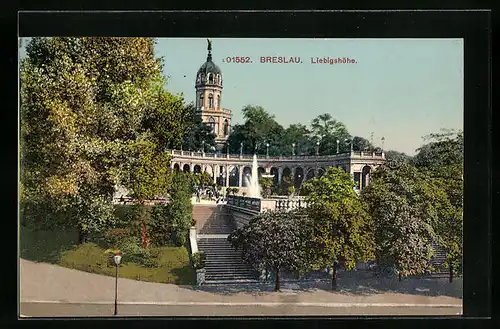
[20,259,462,316]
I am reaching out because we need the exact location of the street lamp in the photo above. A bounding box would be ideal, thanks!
[266,143,270,158]
[240,142,243,157]
[113,253,122,316]
[345,139,353,153]
[292,143,296,156]
[226,142,230,156]
[316,140,320,156]
[336,139,340,154]
[381,137,385,151]
[201,140,205,153]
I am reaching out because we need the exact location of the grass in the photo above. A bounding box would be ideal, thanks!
[20,226,195,285]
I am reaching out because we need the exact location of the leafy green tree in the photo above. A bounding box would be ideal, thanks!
[191,171,212,188]
[228,208,311,291]
[384,150,412,163]
[280,124,313,156]
[166,172,194,246]
[180,104,216,151]
[302,167,374,289]
[412,129,463,278]
[259,177,273,198]
[352,136,373,151]
[310,113,351,155]
[361,161,450,280]
[20,37,178,244]
[227,105,284,155]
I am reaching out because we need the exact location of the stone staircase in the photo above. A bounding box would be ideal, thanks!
[426,243,451,279]
[193,204,258,284]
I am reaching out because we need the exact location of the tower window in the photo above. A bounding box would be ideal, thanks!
[207,116,216,133]
[217,95,220,109]
[199,94,204,108]
[208,73,213,84]
[208,94,214,108]
[223,119,229,136]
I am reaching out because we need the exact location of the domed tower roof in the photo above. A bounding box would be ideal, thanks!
[196,39,222,86]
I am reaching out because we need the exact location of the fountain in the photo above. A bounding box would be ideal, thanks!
[245,154,261,198]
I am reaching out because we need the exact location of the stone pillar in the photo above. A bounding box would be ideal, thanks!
[358,172,362,190]
[213,164,218,184]
[238,165,243,188]
[278,167,283,185]
[291,167,296,186]
[225,165,230,187]
[189,163,194,172]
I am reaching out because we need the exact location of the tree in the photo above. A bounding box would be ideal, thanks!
[280,124,313,156]
[412,129,463,279]
[361,161,448,281]
[259,177,274,198]
[227,105,284,155]
[384,150,412,163]
[166,172,194,246]
[228,208,311,291]
[352,136,373,152]
[20,37,175,244]
[301,167,374,289]
[180,104,216,151]
[310,113,351,155]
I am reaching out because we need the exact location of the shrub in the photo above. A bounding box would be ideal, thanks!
[117,236,160,268]
[192,251,206,269]
[59,243,110,273]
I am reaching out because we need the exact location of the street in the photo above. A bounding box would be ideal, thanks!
[20,302,462,317]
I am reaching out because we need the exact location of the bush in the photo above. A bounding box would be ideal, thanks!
[192,251,206,269]
[117,236,161,268]
[59,243,110,273]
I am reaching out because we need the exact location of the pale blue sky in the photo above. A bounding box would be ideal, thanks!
[157,38,463,155]
[20,38,463,155]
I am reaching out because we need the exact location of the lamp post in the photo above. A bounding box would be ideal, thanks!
[240,142,243,157]
[316,140,320,156]
[201,140,205,153]
[381,137,385,152]
[226,142,230,157]
[266,143,270,158]
[113,253,122,316]
[292,143,296,156]
[345,139,353,153]
[336,139,340,154]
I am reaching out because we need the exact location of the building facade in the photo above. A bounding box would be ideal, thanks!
[196,40,231,149]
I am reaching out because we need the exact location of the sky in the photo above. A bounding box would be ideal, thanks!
[19,38,463,155]
[157,38,463,155]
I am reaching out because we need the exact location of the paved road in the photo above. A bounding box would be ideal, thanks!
[20,259,463,317]
[20,302,462,317]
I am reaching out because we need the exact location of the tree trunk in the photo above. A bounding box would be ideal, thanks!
[331,262,337,290]
[78,229,87,244]
[449,261,453,283]
[275,267,281,292]
[398,272,402,282]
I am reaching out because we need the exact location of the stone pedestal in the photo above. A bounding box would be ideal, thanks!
[196,268,206,285]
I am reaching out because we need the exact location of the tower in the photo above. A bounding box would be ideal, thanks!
[195,39,231,150]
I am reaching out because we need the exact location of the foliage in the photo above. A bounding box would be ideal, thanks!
[166,172,194,246]
[384,150,412,163]
[148,204,172,246]
[191,171,212,188]
[352,136,374,151]
[310,113,351,155]
[302,167,375,274]
[191,251,206,269]
[361,161,452,278]
[180,104,216,151]
[228,208,311,291]
[19,37,178,244]
[259,177,274,198]
[412,129,463,275]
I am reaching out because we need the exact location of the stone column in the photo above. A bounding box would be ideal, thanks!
[278,167,283,185]
[189,163,194,173]
[213,164,218,184]
[291,167,296,186]
[225,165,230,187]
[238,165,243,188]
[358,172,362,190]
